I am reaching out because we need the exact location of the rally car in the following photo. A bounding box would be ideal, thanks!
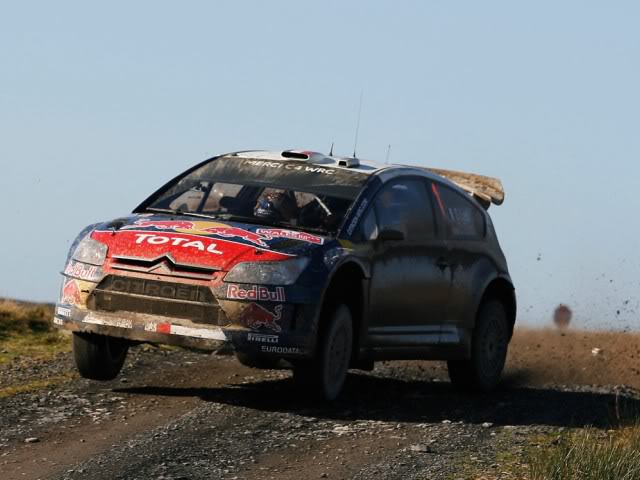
[55,149,516,400]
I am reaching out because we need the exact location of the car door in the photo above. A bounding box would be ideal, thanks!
[431,182,489,343]
[365,178,451,347]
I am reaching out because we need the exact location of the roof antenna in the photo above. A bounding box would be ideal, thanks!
[385,144,391,164]
[329,142,334,156]
[352,91,363,158]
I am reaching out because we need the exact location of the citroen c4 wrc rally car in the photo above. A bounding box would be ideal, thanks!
[55,149,516,400]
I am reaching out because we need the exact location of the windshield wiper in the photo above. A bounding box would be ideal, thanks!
[142,207,219,221]
[215,213,278,227]
[144,209,332,236]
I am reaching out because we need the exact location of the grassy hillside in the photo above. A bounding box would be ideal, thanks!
[0,299,70,364]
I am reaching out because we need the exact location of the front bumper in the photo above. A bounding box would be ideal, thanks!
[54,302,313,358]
[54,305,228,350]
[56,264,322,358]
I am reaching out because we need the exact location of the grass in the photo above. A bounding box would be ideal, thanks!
[528,425,640,480]
[527,394,640,479]
[0,299,52,333]
[439,398,640,480]
[0,372,78,398]
[446,425,640,480]
[0,299,70,364]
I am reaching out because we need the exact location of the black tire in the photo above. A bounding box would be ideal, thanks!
[72,332,129,381]
[292,304,353,401]
[447,299,509,392]
[235,352,280,369]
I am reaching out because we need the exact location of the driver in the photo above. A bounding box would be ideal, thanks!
[254,191,299,223]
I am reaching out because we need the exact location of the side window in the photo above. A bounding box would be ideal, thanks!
[361,208,379,241]
[432,184,485,239]
[373,179,436,241]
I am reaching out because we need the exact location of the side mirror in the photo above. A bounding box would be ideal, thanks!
[377,228,405,242]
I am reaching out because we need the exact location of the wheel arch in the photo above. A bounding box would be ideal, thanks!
[477,276,517,338]
[316,259,369,362]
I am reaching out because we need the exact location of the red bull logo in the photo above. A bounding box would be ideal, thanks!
[201,227,267,247]
[64,261,101,282]
[244,304,282,332]
[227,284,286,302]
[61,279,82,305]
[125,220,268,247]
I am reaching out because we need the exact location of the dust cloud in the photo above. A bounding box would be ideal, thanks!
[505,328,640,388]
[388,327,640,390]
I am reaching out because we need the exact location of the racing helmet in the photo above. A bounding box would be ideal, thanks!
[254,191,298,222]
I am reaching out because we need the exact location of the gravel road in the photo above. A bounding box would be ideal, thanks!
[2,329,640,480]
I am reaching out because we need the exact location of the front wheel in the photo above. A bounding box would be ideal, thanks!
[73,332,129,381]
[293,304,353,401]
[447,299,509,392]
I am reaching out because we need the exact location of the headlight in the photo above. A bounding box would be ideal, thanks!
[225,257,310,285]
[72,236,108,266]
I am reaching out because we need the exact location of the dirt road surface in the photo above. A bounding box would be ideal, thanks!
[2,328,640,480]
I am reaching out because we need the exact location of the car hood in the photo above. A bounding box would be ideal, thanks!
[90,214,329,271]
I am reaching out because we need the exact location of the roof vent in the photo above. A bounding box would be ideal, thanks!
[281,150,310,160]
[337,157,360,168]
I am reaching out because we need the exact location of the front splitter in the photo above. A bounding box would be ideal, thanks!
[54,306,228,350]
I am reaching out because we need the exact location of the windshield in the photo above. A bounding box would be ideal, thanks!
[144,156,369,235]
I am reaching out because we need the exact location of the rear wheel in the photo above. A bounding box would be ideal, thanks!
[293,304,353,401]
[73,332,129,381]
[447,299,509,391]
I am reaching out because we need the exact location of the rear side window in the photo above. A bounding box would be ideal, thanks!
[431,184,485,239]
[373,179,435,241]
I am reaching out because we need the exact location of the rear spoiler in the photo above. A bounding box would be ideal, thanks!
[425,168,505,209]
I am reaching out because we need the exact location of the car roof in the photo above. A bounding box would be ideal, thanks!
[227,150,390,174]
[225,150,504,207]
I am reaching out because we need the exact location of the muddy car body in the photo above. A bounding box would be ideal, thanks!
[54,150,516,399]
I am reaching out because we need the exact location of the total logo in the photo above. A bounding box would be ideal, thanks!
[126,220,268,247]
[134,233,222,254]
[226,284,286,302]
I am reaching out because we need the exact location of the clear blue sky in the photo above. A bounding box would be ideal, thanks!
[1,1,639,329]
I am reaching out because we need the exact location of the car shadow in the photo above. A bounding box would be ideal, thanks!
[115,369,640,429]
